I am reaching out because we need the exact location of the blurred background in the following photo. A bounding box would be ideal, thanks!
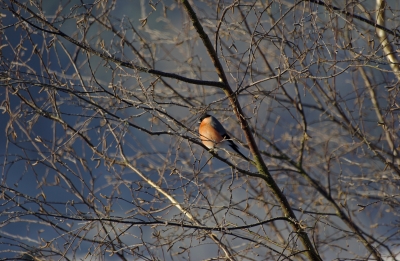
[1,0,400,260]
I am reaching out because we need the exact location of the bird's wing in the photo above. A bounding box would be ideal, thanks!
[209,116,251,161]
[209,116,227,136]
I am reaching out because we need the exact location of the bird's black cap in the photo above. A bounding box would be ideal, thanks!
[198,113,211,123]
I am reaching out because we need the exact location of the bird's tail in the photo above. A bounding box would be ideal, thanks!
[229,144,255,164]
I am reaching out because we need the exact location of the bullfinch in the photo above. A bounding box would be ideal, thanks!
[198,114,250,161]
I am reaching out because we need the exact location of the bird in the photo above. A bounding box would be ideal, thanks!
[198,113,250,161]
